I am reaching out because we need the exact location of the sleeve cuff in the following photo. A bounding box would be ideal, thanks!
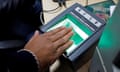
[17,49,40,72]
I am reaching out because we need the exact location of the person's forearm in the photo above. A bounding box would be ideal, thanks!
[0,0,35,14]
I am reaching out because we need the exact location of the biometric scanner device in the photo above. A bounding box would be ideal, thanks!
[40,3,106,62]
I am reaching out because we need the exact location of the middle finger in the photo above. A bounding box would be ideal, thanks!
[53,30,73,49]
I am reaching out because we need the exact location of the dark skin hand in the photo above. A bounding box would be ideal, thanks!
[24,27,73,72]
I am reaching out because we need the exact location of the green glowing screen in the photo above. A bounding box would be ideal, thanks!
[47,14,93,55]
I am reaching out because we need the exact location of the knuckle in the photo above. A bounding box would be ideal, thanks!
[57,40,63,45]
[58,39,62,43]
[47,37,52,41]
[60,38,65,43]
[45,42,53,48]
[54,33,62,39]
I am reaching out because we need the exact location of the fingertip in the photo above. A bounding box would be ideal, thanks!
[67,40,73,46]
[70,40,73,44]
[70,30,74,35]
[67,27,73,32]
[69,26,73,29]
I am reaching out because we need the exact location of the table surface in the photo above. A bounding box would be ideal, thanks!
[113,0,119,4]
[42,0,106,24]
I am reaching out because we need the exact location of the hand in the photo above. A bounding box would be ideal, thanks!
[24,27,73,71]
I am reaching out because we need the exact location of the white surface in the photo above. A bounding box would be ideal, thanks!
[110,5,116,17]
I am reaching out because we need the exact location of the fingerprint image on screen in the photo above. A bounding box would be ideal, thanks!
[47,14,93,56]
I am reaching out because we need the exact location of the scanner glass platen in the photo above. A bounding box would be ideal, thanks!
[47,14,93,56]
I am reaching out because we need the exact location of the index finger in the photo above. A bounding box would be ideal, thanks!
[43,26,65,36]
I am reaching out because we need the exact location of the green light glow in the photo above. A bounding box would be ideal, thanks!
[98,30,114,48]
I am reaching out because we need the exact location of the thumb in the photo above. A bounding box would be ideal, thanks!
[29,30,40,41]
[33,30,40,37]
